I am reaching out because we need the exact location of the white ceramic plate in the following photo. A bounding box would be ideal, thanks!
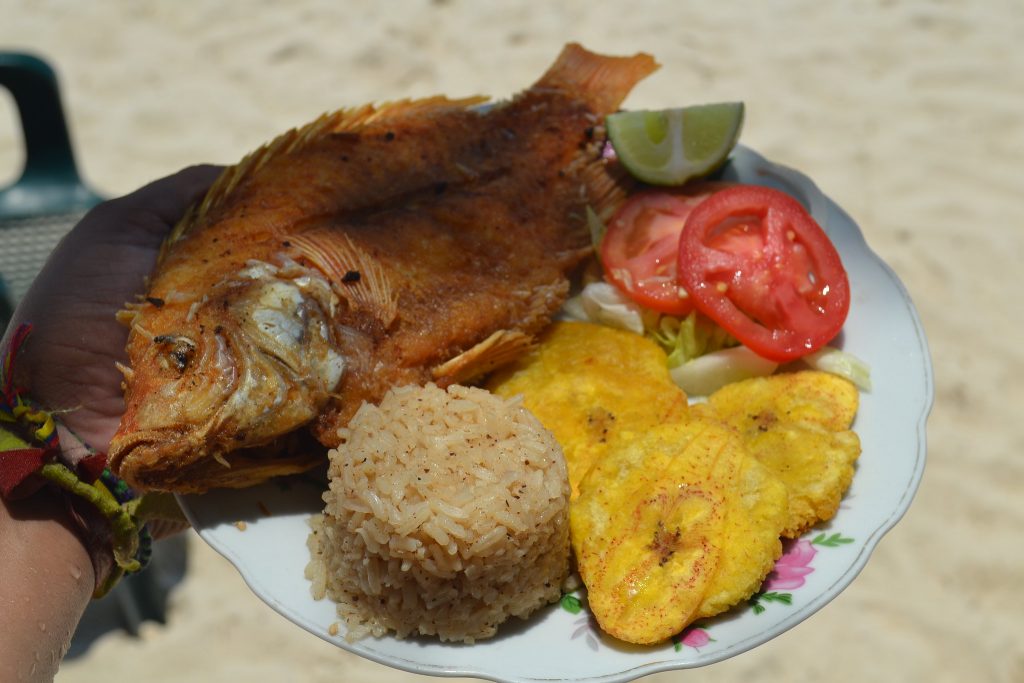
[178,145,933,683]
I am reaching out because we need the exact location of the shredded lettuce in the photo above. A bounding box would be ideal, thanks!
[564,281,646,335]
[559,294,589,324]
[803,346,872,391]
[669,346,779,396]
[647,311,738,368]
[564,280,870,396]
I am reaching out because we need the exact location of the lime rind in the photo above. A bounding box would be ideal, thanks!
[607,102,745,186]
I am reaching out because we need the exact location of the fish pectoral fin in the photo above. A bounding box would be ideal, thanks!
[582,160,638,224]
[432,329,534,385]
[289,229,399,328]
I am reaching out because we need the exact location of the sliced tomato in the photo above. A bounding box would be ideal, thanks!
[677,185,850,362]
[600,185,722,315]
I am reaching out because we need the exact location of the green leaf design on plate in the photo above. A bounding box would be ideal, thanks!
[760,591,793,605]
[748,591,793,614]
[561,593,583,614]
[811,532,855,547]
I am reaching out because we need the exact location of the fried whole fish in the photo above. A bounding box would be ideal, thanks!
[109,44,658,493]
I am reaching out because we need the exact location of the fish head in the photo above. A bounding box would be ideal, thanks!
[110,262,346,491]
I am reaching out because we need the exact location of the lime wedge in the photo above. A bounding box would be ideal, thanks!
[606,102,745,186]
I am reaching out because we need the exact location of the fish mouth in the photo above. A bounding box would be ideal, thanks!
[109,427,324,494]
[109,427,206,493]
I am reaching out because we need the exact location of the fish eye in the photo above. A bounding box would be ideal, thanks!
[153,334,196,372]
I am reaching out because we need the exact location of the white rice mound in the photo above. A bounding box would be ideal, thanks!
[305,382,571,643]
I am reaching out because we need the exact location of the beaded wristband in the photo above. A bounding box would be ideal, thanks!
[0,323,168,598]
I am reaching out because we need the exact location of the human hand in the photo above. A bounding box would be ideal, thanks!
[2,165,222,453]
[0,165,222,681]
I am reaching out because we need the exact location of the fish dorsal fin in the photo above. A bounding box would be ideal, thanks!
[289,228,399,328]
[432,329,535,385]
[162,95,490,255]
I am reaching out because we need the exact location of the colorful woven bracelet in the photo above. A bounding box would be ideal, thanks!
[0,323,154,598]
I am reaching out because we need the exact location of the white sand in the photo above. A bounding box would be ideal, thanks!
[2,2,1022,681]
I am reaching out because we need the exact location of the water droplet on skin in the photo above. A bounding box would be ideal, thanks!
[38,621,47,632]
[69,565,83,580]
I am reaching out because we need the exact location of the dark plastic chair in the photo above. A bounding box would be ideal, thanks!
[1,51,187,656]
[0,52,103,322]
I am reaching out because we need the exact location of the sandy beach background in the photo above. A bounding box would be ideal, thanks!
[2,1,1022,681]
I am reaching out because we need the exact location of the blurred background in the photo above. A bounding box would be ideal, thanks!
[2,1,1022,681]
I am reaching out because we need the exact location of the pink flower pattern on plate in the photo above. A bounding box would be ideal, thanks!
[676,627,713,651]
[763,539,817,591]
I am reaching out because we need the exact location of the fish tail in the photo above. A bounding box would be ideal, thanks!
[535,43,659,114]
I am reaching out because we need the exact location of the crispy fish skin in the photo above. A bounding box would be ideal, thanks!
[109,45,658,493]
